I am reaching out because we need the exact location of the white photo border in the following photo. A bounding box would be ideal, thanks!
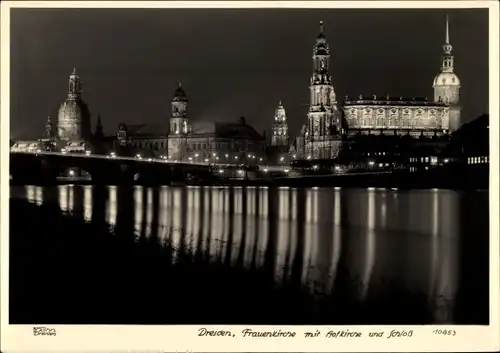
[1,1,498,352]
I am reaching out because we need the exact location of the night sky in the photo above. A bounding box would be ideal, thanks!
[10,8,489,140]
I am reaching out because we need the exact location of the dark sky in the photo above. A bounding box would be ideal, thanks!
[10,8,489,140]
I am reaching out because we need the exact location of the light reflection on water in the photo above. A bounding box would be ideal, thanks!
[16,184,469,323]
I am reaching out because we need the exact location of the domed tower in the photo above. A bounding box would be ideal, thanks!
[170,82,190,135]
[57,68,92,140]
[271,100,289,147]
[433,16,461,132]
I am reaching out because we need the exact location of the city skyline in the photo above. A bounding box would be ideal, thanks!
[10,8,488,140]
[4,3,497,350]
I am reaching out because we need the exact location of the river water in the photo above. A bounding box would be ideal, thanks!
[10,185,490,324]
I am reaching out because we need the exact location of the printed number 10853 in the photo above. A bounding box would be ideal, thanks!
[432,329,456,336]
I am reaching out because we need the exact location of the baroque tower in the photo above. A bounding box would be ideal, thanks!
[271,101,289,147]
[57,68,92,140]
[45,116,53,139]
[170,82,191,135]
[433,16,461,132]
[305,21,342,160]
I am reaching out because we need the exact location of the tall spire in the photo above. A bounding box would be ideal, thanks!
[445,15,450,44]
[442,15,453,55]
[95,112,104,138]
[441,15,454,72]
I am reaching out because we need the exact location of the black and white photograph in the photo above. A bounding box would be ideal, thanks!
[2,1,499,351]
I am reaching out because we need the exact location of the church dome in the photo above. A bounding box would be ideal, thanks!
[172,83,188,102]
[57,69,92,140]
[58,98,86,119]
[433,71,460,87]
[58,98,91,137]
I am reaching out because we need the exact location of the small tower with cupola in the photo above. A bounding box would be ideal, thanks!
[170,82,191,135]
[271,100,289,147]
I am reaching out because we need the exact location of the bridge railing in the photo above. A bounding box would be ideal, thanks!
[10,150,291,171]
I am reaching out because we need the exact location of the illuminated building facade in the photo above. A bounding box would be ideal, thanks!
[116,83,267,164]
[342,16,461,136]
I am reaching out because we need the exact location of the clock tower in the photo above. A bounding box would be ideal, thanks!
[305,21,342,160]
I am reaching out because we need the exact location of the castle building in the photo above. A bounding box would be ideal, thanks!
[115,83,266,164]
[296,21,343,160]
[342,95,450,137]
[342,16,460,136]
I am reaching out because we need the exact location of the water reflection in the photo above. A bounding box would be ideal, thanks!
[17,184,466,323]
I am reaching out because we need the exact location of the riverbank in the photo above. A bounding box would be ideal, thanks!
[272,164,489,189]
[9,198,487,325]
[10,164,488,189]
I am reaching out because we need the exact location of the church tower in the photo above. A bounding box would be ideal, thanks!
[306,21,342,159]
[170,82,191,135]
[57,68,92,140]
[433,16,461,132]
[45,116,53,139]
[271,100,289,147]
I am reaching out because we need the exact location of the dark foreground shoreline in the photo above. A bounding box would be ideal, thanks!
[9,198,489,325]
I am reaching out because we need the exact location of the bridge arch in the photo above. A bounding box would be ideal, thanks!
[59,166,92,182]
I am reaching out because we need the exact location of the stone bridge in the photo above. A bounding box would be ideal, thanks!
[10,152,222,185]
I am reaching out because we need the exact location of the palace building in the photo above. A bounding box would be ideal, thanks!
[342,95,450,137]
[342,16,461,137]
